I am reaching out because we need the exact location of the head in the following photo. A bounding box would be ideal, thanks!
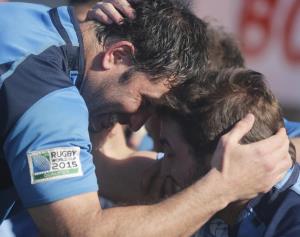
[144,22,245,149]
[80,0,208,132]
[152,68,295,198]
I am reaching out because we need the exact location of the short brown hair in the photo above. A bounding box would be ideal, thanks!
[159,68,295,165]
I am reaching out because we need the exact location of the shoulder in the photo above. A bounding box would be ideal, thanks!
[263,190,300,237]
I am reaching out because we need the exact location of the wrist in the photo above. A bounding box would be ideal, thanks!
[194,168,232,211]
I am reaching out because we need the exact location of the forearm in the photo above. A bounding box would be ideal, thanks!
[91,169,229,237]
[93,149,157,203]
[31,169,230,237]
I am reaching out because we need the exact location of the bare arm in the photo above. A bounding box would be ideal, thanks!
[28,114,291,236]
[93,149,157,203]
[93,115,292,203]
[29,169,228,237]
[90,124,157,203]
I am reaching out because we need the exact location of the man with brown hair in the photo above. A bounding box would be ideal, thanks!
[150,68,299,236]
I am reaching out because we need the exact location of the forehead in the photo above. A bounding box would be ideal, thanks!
[133,73,171,103]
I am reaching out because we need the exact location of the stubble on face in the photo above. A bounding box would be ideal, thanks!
[84,68,171,132]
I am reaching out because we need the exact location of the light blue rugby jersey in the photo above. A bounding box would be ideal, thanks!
[0,3,98,222]
[284,119,300,138]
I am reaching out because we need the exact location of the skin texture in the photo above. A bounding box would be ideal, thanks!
[293,138,300,162]
[87,0,136,24]
[28,113,292,237]
[25,1,292,236]
[143,117,250,225]
[80,21,169,132]
[146,118,201,197]
[71,1,98,22]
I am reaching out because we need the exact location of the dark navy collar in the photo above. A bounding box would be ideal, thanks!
[67,7,86,91]
[238,163,300,223]
[226,163,300,237]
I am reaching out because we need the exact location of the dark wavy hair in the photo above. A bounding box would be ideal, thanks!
[93,0,208,86]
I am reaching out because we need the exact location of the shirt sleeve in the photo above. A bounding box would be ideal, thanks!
[284,119,300,138]
[3,86,98,208]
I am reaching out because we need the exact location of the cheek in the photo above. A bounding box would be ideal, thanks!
[121,96,142,114]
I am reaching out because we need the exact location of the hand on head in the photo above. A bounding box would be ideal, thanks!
[211,113,292,201]
[87,0,137,24]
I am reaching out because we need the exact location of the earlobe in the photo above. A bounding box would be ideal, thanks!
[102,41,135,70]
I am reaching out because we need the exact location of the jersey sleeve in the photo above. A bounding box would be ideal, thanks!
[3,86,98,208]
[272,204,300,237]
[284,119,300,138]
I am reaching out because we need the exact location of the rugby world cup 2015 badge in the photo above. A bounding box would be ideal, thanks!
[27,147,83,184]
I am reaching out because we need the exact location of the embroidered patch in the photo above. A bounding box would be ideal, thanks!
[27,147,83,184]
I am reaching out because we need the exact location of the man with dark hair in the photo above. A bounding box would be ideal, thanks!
[0,1,291,236]
[154,68,300,236]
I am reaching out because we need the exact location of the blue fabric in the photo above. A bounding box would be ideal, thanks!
[0,3,66,88]
[0,210,38,237]
[198,164,300,237]
[285,119,300,138]
[57,7,79,47]
[0,3,97,224]
[0,46,73,139]
[235,164,300,237]
[138,134,154,151]
[3,87,98,208]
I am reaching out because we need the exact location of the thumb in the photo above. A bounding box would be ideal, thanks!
[227,113,255,144]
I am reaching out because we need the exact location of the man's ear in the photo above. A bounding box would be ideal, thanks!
[102,41,135,70]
